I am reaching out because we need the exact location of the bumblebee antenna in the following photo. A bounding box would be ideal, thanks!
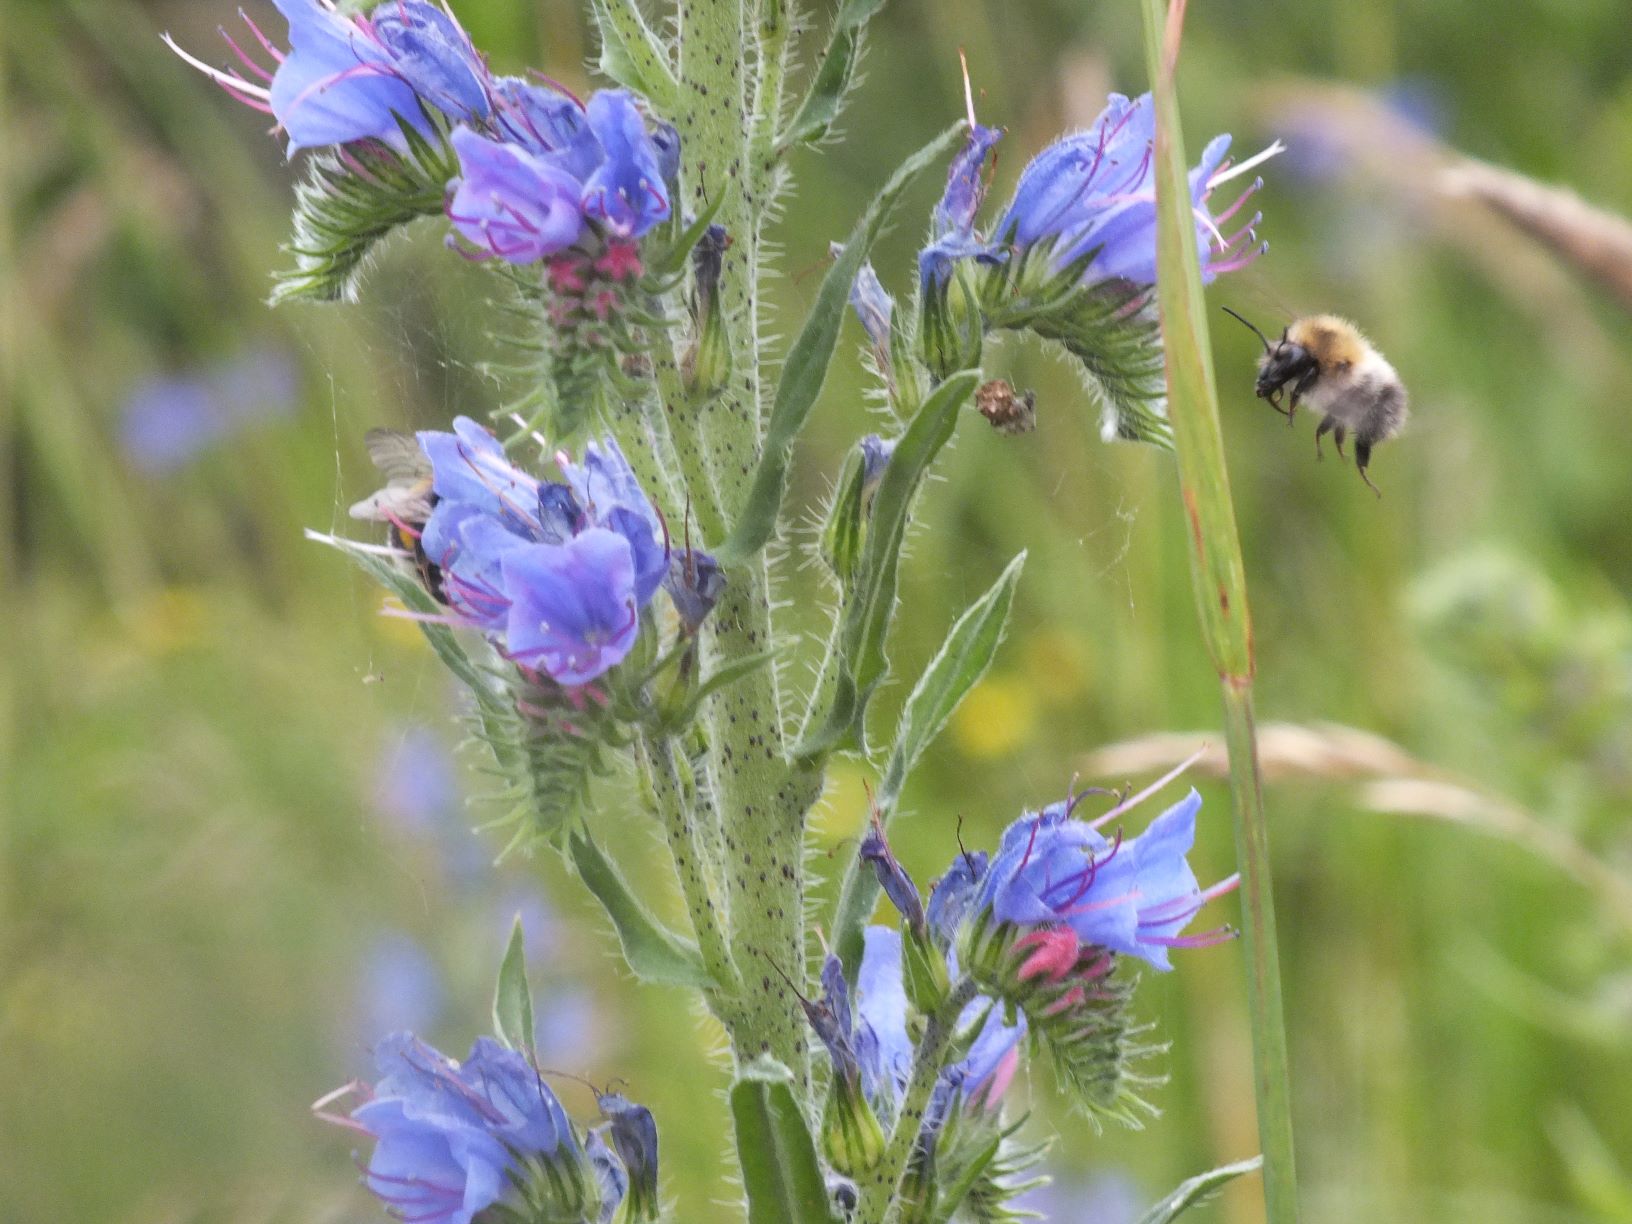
[1222,306,1273,354]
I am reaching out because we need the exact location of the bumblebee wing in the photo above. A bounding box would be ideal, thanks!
[352,430,435,521]
[363,428,433,483]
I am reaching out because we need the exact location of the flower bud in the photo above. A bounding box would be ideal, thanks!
[821,434,896,585]
[685,224,733,394]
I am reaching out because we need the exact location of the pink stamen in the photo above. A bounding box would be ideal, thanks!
[1090,747,1206,830]
[1210,177,1262,229]
[287,61,400,117]
[238,10,284,63]
[162,34,272,102]
[1142,924,1238,950]
[1207,243,1267,276]
[218,27,273,81]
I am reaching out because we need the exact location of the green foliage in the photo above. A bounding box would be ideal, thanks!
[797,370,981,757]
[912,1112,1046,1224]
[1135,1157,1265,1224]
[493,915,537,1054]
[779,0,891,149]
[566,832,710,989]
[273,118,457,305]
[979,243,1171,448]
[589,0,680,110]
[717,124,967,564]
[832,551,1026,972]
[731,1058,842,1224]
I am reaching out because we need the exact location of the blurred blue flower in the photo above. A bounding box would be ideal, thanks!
[359,932,445,1039]
[1018,1169,1143,1224]
[371,725,460,838]
[118,348,297,474]
[492,77,602,177]
[348,1033,591,1224]
[918,123,1005,292]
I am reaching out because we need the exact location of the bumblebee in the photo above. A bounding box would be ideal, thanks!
[1225,308,1408,495]
[348,428,444,600]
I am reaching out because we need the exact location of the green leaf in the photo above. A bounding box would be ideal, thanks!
[878,551,1025,809]
[730,1057,840,1224]
[567,831,710,989]
[1136,1157,1264,1224]
[715,124,967,564]
[588,0,679,109]
[831,550,1024,971]
[779,0,890,149]
[492,916,535,1054]
[797,369,981,758]
[273,117,457,305]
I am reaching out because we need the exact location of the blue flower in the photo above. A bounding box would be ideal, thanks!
[411,418,673,683]
[501,530,641,685]
[580,90,672,238]
[994,92,1268,287]
[558,436,668,605]
[926,850,988,945]
[168,1,491,155]
[447,127,588,263]
[918,123,1005,292]
[349,1034,580,1224]
[491,77,602,178]
[975,788,1237,971]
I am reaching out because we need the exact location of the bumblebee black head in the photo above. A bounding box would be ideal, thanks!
[1255,337,1317,404]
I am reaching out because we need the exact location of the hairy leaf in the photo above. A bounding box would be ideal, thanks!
[1137,1157,1264,1224]
[567,832,710,989]
[716,124,966,563]
[492,915,535,1054]
[797,370,980,758]
[731,1058,840,1224]
[589,0,679,109]
[779,0,891,149]
[832,551,1025,969]
[273,119,457,305]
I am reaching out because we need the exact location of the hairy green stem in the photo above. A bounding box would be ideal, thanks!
[1138,0,1299,1218]
[677,0,814,1076]
[851,980,977,1224]
[640,735,743,996]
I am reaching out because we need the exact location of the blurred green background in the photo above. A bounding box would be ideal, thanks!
[6,0,1632,1220]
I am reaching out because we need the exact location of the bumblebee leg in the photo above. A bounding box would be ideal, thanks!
[1355,440,1382,498]
[1314,416,1334,459]
[1333,424,1348,459]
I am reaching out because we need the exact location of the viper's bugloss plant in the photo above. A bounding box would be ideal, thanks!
[173,0,1291,1219]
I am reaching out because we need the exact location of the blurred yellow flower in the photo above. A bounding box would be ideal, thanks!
[951,673,1039,760]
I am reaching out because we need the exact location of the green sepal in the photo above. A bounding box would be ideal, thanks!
[644,188,729,281]
[273,114,457,305]
[822,1073,887,1176]
[715,123,967,565]
[795,369,980,759]
[731,1057,843,1224]
[777,0,890,150]
[818,443,870,585]
[1135,1157,1265,1224]
[589,0,679,110]
[493,915,536,1055]
[901,923,953,1015]
[961,911,1159,1126]
[978,239,1172,448]
[566,830,711,990]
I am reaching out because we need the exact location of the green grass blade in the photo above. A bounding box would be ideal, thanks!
[1136,0,1299,1219]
